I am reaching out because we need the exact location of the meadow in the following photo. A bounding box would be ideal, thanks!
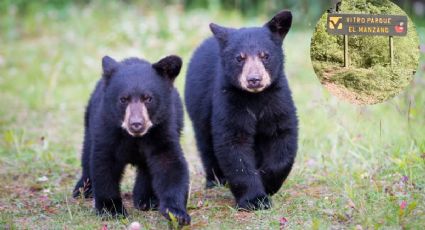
[0,1,424,229]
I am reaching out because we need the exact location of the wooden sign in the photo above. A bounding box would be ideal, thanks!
[327,13,408,36]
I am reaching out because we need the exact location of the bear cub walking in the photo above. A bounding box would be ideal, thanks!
[73,55,190,225]
[185,10,298,210]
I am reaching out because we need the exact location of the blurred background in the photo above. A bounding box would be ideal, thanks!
[0,0,424,229]
[1,0,425,29]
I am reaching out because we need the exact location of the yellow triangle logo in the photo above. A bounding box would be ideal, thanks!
[329,17,343,29]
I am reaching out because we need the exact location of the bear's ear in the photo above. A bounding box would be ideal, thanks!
[102,55,118,79]
[264,10,292,41]
[152,55,182,82]
[210,23,233,47]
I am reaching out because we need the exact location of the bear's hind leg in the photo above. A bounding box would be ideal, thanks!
[73,177,92,198]
[73,128,92,198]
[193,124,226,188]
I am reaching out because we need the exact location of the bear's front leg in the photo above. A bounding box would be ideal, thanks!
[146,144,190,225]
[212,121,271,210]
[90,135,127,217]
[257,129,297,195]
[133,167,158,211]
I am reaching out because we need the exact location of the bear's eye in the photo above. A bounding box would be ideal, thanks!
[259,52,269,60]
[143,95,153,103]
[236,53,246,63]
[120,96,130,104]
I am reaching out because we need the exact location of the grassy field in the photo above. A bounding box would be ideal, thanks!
[1,2,425,229]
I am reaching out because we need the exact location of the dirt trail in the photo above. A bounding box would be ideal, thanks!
[319,68,379,105]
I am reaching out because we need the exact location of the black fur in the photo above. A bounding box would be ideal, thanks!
[184,10,298,210]
[73,55,190,225]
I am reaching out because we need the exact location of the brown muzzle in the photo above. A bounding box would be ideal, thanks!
[238,56,271,93]
[121,101,153,137]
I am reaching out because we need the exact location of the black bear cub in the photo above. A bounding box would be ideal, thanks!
[185,10,298,210]
[73,55,190,225]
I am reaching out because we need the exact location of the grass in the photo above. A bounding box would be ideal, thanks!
[1,1,425,229]
[312,62,417,104]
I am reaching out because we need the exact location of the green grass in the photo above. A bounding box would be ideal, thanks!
[314,65,416,103]
[1,1,425,229]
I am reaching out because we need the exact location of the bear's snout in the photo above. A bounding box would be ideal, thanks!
[246,74,263,89]
[122,101,153,137]
[129,121,143,133]
[238,56,271,93]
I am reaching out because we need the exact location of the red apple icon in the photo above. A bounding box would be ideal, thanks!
[395,22,404,33]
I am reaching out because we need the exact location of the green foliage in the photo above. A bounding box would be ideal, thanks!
[311,14,344,64]
[310,0,420,104]
[330,65,413,101]
[0,0,332,28]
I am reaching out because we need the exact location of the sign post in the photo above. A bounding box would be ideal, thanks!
[326,13,407,67]
[389,36,394,67]
[344,35,349,67]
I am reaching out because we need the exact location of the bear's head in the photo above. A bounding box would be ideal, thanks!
[101,55,182,137]
[210,10,292,93]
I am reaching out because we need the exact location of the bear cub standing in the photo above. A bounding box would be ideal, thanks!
[73,55,190,225]
[185,10,298,210]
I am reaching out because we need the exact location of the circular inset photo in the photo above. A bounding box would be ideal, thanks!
[310,0,420,105]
